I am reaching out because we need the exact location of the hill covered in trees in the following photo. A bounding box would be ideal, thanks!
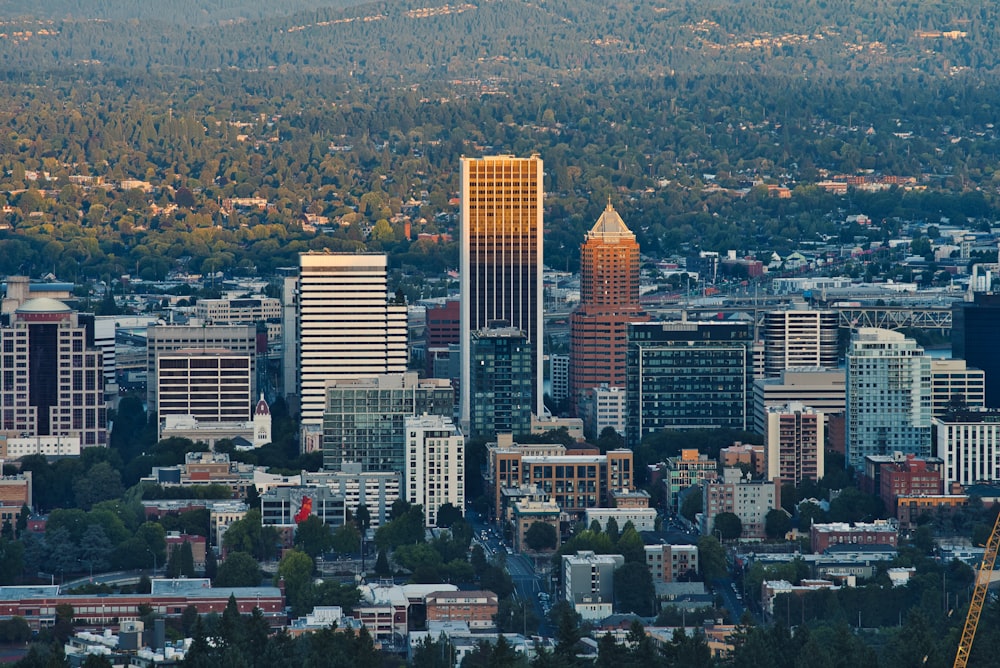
[0,0,995,79]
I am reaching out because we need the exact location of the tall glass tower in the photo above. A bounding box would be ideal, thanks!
[845,328,931,470]
[460,155,544,430]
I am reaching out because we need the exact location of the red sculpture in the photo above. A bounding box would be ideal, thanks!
[294,496,312,523]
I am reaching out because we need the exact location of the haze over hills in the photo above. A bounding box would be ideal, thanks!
[0,0,994,80]
[0,0,368,25]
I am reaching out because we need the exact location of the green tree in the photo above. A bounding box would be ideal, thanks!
[613,562,655,615]
[331,522,361,555]
[374,550,391,577]
[215,552,262,587]
[435,503,463,528]
[713,512,743,540]
[524,522,557,552]
[680,487,702,523]
[697,535,728,581]
[616,526,646,563]
[293,515,334,559]
[275,549,314,616]
[764,509,792,540]
[74,462,124,510]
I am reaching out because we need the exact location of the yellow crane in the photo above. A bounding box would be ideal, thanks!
[955,510,1000,668]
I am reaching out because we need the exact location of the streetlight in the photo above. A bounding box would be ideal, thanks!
[146,549,158,576]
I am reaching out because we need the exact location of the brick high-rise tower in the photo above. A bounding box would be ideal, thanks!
[569,202,648,409]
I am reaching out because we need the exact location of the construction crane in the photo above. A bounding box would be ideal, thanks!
[954,510,1000,668]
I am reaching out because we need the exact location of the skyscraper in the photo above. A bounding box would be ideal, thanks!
[952,293,1000,407]
[569,202,648,407]
[845,328,931,470]
[0,298,106,447]
[460,155,544,430]
[298,252,408,434]
[762,308,839,377]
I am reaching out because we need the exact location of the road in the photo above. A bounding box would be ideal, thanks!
[466,508,552,637]
[713,577,746,622]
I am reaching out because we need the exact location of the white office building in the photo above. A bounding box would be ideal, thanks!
[934,409,1000,488]
[405,414,465,528]
[297,252,408,430]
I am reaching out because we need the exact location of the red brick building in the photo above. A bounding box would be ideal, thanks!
[425,300,460,347]
[0,580,284,630]
[425,590,499,630]
[569,203,649,405]
[810,520,898,554]
[861,454,943,517]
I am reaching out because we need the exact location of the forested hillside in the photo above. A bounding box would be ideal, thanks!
[0,0,365,25]
[0,0,995,79]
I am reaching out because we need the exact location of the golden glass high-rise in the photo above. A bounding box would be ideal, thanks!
[460,155,544,430]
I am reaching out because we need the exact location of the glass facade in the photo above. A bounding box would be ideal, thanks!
[469,328,533,439]
[845,328,932,470]
[626,322,753,446]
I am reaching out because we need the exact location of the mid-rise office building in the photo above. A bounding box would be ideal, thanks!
[931,359,985,416]
[259,485,345,529]
[765,402,825,485]
[302,465,401,529]
[194,297,281,324]
[487,435,634,518]
[644,544,699,583]
[578,384,626,439]
[156,350,253,437]
[0,298,107,448]
[549,354,569,403]
[664,449,718,509]
[846,328,932,470]
[568,202,648,403]
[460,155,544,430]
[146,324,257,411]
[298,252,408,430]
[810,520,898,554]
[321,373,454,472]
[953,293,1000,407]
[762,309,839,377]
[626,321,754,445]
[469,328,533,439]
[752,367,846,435]
[405,414,465,528]
[934,408,1000,488]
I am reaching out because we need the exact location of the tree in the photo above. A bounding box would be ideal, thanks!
[680,487,703,523]
[614,562,655,615]
[764,509,792,540]
[374,550,391,577]
[275,549,314,616]
[74,462,124,510]
[697,535,728,581]
[616,526,646,563]
[524,522,557,552]
[713,512,743,540]
[605,517,620,543]
[435,503,463,528]
[354,505,371,533]
[331,522,361,555]
[215,552,262,587]
[293,515,334,558]
[411,633,455,668]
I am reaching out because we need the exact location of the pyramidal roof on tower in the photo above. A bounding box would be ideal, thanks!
[585,201,635,242]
